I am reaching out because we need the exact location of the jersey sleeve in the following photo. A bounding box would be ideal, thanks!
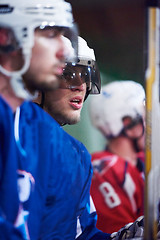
[76,196,111,240]
[0,217,24,240]
[74,144,111,240]
[0,97,23,239]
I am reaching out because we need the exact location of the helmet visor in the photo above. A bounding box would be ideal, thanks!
[90,61,101,94]
[59,62,101,94]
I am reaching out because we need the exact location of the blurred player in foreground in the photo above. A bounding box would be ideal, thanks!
[0,0,84,239]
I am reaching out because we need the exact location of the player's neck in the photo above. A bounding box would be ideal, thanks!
[108,136,137,166]
[0,74,24,112]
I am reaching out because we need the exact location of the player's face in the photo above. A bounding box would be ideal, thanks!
[23,27,66,92]
[123,116,145,151]
[136,132,145,151]
[43,65,87,125]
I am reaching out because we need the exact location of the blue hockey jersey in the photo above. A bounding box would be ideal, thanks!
[0,96,23,239]
[0,97,110,240]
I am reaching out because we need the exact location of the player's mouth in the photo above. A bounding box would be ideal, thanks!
[70,96,83,110]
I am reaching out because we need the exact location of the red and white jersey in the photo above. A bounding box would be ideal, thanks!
[90,150,144,234]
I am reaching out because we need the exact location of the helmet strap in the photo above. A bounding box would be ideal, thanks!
[120,119,145,152]
[39,91,45,108]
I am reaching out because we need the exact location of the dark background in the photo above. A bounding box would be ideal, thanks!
[64,0,146,153]
[66,0,145,86]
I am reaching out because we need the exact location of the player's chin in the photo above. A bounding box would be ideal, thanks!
[68,112,81,125]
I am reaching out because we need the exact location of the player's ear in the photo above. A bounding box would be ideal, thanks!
[0,28,23,71]
[0,27,18,53]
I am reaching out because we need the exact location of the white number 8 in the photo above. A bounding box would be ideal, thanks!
[99,182,121,208]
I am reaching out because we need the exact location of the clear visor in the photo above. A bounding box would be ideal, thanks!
[59,62,101,94]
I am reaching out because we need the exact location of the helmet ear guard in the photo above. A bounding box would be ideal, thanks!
[0,27,19,53]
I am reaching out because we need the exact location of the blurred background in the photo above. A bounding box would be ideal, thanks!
[64,0,145,153]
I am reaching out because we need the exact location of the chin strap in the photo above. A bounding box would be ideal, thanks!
[0,49,38,100]
[10,74,38,100]
[39,91,45,108]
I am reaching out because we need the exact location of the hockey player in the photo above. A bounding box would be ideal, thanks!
[35,39,145,239]
[36,36,101,125]
[0,1,114,239]
[0,0,78,110]
[0,0,89,239]
[89,81,145,233]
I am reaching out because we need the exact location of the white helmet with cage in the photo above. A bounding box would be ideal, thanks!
[62,36,101,99]
[0,0,78,100]
[89,80,145,138]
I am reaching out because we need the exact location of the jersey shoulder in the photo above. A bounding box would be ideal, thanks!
[0,96,14,119]
[64,131,92,165]
[91,150,143,184]
[91,150,115,161]
[20,101,59,126]
[0,96,15,139]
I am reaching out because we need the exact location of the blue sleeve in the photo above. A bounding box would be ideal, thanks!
[0,98,23,239]
[76,197,111,240]
[0,217,23,240]
[77,231,111,240]
[75,142,111,240]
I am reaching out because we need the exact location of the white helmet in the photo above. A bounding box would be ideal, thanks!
[0,0,78,100]
[78,36,95,61]
[89,80,145,138]
[61,36,101,99]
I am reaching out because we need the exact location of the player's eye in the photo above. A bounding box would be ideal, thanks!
[36,26,64,38]
[62,70,75,81]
